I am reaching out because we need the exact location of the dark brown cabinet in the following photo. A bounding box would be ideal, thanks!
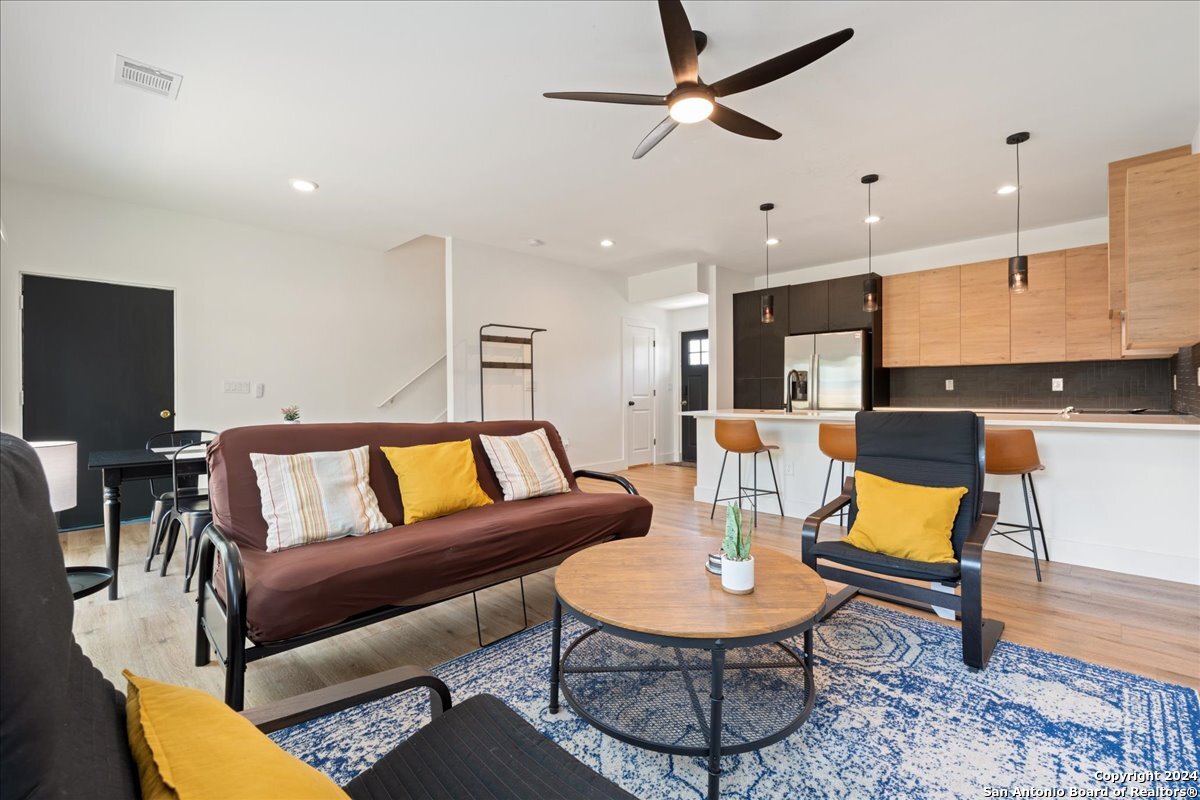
[731,289,789,409]
[788,282,828,334]
[828,275,877,332]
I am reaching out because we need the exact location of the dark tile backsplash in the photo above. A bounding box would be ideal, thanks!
[888,359,1173,411]
[1170,344,1200,415]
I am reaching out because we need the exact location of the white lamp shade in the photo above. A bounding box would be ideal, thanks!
[29,441,77,512]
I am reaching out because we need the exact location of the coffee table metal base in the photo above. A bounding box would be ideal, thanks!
[549,600,816,800]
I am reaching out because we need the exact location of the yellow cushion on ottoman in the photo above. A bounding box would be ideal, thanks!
[842,470,967,564]
[381,439,494,524]
[123,671,348,800]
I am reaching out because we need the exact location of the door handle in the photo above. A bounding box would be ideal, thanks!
[681,400,689,409]
[160,410,172,419]
[627,401,635,407]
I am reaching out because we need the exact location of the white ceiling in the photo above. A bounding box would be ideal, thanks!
[1,1,1196,276]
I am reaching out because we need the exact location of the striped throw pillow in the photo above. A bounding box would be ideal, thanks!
[250,446,390,552]
[479,428,571,501]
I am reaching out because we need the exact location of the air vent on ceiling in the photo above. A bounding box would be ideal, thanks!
[114,55,182,100]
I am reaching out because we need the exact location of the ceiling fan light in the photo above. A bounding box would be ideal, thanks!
[669,95,714,124]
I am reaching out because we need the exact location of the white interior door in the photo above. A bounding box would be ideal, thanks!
[623,321,656,467]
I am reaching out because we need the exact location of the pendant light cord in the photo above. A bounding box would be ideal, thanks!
[867,182,873,274]
[764,207,770,289]
[1015,141,1021,257]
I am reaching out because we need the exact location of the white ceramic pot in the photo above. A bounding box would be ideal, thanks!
[721,555,755,595]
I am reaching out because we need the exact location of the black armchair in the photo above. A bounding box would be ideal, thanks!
[801,411,1004,670]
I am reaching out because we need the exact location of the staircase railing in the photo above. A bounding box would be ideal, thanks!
[377,354,447,408]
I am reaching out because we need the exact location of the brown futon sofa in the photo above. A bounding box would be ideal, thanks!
[196,420,653,709]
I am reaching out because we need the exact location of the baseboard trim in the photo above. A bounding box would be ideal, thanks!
[575,457,627,474]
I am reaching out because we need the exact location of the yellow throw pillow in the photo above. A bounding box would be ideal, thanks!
[843,470,967,564]
[123,670,348,800]
[381,439,494,524]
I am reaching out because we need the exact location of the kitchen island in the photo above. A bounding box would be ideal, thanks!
[685,408,1200,585]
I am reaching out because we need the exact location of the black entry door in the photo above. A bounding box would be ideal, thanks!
[22,275,175,529]
[680,329,709,463]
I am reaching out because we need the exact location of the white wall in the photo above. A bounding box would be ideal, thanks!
[448,238,672,471]
[706,265,755,411]
[0,181,445,435]
[755,217,1108,288]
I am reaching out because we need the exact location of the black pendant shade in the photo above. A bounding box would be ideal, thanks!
[1007,131,1030,294]
[862,276,880,313]
[760,202,775,323]
[862,174,880,312]
[1008,255,1028,294]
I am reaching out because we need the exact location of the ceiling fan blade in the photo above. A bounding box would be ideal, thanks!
[543,91,667,105]
[710,28,854,98]
[709,104,781,140]
[658,0,699,85]
[633,117,679,159]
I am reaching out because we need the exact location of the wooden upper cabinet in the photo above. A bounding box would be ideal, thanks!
[882,272,920,366]
[1010,251,1066,363]
[919,266,961,366]
[1108,145,1191,313]
[1065,244,1114,361]
[1124,153,1200,350]
[959,260,1010,364]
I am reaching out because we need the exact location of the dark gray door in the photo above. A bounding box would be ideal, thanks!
[21,275,175,529]
[680,329,709,463]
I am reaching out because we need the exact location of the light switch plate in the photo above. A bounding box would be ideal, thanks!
[785,461,795,476]
[945,379,954,391]
[254,383,265,398]
[1052,378,1063,392]
[223,380,250,394]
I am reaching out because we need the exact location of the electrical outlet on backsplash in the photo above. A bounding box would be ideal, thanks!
[888,360,1174,411]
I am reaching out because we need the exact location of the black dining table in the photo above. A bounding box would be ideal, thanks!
[86,448,208,600]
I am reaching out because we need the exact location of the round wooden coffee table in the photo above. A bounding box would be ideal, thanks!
[549,537,827,800]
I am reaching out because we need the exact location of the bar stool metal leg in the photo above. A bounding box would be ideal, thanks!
[752,452,759,526]
[737,453,744,512]
[1028,474,1049,561]
[710,450,730,520]
[1021,473,1042,582]
[765,450,784,517]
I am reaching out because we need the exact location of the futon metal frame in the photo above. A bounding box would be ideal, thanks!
[196,469,638,710]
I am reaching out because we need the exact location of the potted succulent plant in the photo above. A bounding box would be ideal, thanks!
[281,405,301,424]
[721,503,754,594]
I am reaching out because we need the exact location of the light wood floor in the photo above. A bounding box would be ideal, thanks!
[63,464,1200,706]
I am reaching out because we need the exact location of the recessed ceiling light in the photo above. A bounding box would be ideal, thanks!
[765,237,780,246]
[527,238,545,247]
[996,184,1018,195]
[290,178,319,193]
[864,214,882,224]
[600,239,614,247]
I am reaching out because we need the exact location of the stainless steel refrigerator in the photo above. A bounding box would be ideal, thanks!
[783,330,868,410]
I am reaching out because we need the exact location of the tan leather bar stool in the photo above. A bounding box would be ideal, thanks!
[709,419,784,525]
[818,423,856,528]
[985,428,1049,582]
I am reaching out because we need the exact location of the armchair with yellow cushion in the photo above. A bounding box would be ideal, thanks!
[0,433,635,800]
[801,411,1004,670]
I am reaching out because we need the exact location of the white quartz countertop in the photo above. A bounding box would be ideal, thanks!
[684,408,1200,432]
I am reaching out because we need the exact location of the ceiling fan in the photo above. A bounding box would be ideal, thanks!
[544,0,854,159]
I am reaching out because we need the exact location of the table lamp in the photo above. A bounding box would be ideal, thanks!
[29,439,111,600]
[29,440,77,513]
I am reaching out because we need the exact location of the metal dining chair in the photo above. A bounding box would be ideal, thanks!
[143,430,207,573]
[156,430,217,592]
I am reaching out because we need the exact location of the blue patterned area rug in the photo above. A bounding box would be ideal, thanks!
[272,601,1200,799]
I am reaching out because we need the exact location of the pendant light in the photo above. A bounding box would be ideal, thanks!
[861,174,880,312]
[1006,131,1030,294]
[760,202,775,323]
